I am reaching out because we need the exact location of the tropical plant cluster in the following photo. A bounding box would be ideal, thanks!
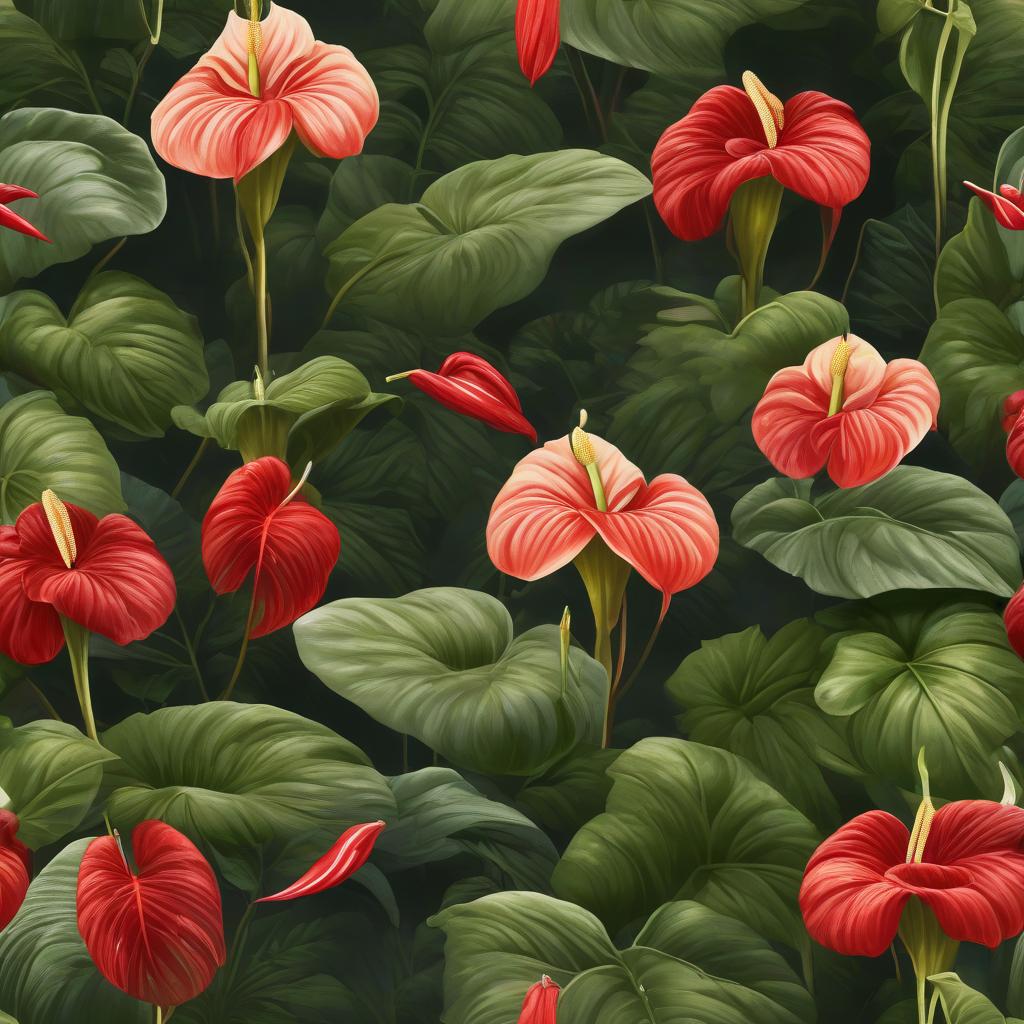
[0,0,1023,1022]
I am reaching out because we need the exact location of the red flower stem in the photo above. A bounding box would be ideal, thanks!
[61,618,98,743]
[220,589,258,701]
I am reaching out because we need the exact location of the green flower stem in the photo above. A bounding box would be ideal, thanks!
[729,176,784,319]
[253,228,269,379]
[61,618,98,743]
[929,10,955,257]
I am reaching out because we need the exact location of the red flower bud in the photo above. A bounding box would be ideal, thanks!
[518,975,559,1024]
[0,810,29,931]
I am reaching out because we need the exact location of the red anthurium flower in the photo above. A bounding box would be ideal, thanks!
[256,820,385,903]
[0,809,30,931]
[77,820,226,1007]
[964,180,1024,230]
[387,352,537,443]
[202,457,340,638]
[151,3,378,183]
[518,975,560,1024]
[0,491,176,666]
[0,184,48,243]
[652,72,870,241]
[1005,584,1024,659]
[752,334,940,488]
[800,800,1024,955]
[1004,390,1024,478]
[487,422,719,619]
[516,0,560,86]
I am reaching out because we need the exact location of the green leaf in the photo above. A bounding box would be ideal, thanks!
[323,149,652,335]
[517,746,619,834]
[0,108,166,293]
[815,594,1024,798]
[560,0,811,76]
[376,767,558,890]
[157,0,235,57]
[0,838,148,1024]
[311,421,427,596]
[294,588,607,776]
[877,0,927,36]
[172,356,395,465]
[0,6,88,110]
[0,273,207,437]
[732,469,1022,599]
[0,721,116,849]
[31,0,147,40]
[844,205,935,339]
[0,390,123,523]
[366,0,560,172]
[1002,479,1024,551]
[666,620,848,827]
[551,738,819,943]
[102,702,396,872]
[929,973,1008,1024]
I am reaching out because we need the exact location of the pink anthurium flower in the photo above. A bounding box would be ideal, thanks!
[1004,389,1024,478]
[751,334,940,488]
[516,0,560,85]
[151,3,379,183]
[0,185,48,243]
[387,352,537,443]
[517,975,560,1023]
[256,820,385,903]
[964,180,1024,230]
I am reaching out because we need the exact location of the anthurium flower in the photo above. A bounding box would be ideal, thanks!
[202,456,340,639]
[256,820,385,903]
[1004,389,1024,478]
[0,809,30,931]
[800,800,1024,955]
[964,180,1024,230]
[0,184,49,243]
[516,0,560,85]
[0,493,176,666]
[77,820,226,1007]
[1005,583,1024,659]
[487,419,718,676]
[387,352,537,443]
[751,334,940,488]
[151,3,379,183]
[518,975,560,1024]
[652,73,870,241]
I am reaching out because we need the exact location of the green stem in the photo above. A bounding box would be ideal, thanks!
[155,1006,163,1024]
[25,680,61,721]
[149,0,164,44]
[613,607,666,707]
[171,436,210,500]
[929,11,955,257]
[935,22,968,250]
[89,237,126,278]
[253,225,269,378]
[220,590,257,701]
[916,974,927,1024]
[320,255,389,329]
[62,619,98,742]
[642,200,665,284]
[729,177,784,319]
[175,608,210,702]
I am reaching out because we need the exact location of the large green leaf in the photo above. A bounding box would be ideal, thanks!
[102,702,395,872]
[0,5,88,110]
[172,356,395,465]
[0,108,166,293]
[294,588,607,776]
[431,891,813,1024]
[375,767,558,891]
[0,838,148,1024]
[666,620,849,827]
[31,0,147,40]
[929,974,1014,1024]
[0,272,207,437]
[560,0,810,76]
[317,156,420,249]
[0,721,116,849]
[732,469,1022,599]
[0,390,123,523]
[516,746,619,834]
[366,0,560,172]
[323,149,652,335]
[815,594,1024,798]
[551,738,819,943]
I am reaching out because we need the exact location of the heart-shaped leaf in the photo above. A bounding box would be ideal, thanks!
[323,149,652,335]
[0,839,148,1024]
[0,273,207,437]
[732,468,1022,599]
[666,620,850,827]
[0,107,165,293]
[0,721,116,849]
[0,390,123,523]
[550,738,819,944]
[930,973,1014,1024]
[102,702,395,874]
[294,588,608,776]
[815,593,1024,798]
[173,356,394,465]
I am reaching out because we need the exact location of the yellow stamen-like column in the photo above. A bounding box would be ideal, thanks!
[828,335,852,416]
